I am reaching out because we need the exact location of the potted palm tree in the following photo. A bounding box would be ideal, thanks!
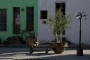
[47,9,71,54]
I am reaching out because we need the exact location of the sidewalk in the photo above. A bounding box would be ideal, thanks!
[0,47,90,60]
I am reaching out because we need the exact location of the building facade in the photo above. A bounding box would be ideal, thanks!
[38,0,90,44]
[0,0,90,44]
[0,0,38,42]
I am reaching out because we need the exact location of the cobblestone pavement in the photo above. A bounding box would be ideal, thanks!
[0,47,90,60]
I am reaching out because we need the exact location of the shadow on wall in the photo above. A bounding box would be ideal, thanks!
[2,36,26,46]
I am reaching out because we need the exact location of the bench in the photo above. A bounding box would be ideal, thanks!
[29,44,52,54]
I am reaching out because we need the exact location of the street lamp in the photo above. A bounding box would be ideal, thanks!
[76,12,87,56]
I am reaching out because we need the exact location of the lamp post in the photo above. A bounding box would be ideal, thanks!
[76,12,87,56]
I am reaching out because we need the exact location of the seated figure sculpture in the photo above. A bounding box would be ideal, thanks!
[27,32,39,54]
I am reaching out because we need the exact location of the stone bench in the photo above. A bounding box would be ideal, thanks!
[29,44,52,54]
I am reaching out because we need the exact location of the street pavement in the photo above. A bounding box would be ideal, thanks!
[0,47,90,60]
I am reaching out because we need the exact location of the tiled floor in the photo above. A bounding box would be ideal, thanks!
[0,47,90,60]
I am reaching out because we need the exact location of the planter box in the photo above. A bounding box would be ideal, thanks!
[51,42,68,54]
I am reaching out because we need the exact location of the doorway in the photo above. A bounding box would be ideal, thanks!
[55,2,66,35]
[13,7,20,34]
[26,7,34,31]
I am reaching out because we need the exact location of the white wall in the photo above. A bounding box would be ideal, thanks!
[38,0,90,44]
